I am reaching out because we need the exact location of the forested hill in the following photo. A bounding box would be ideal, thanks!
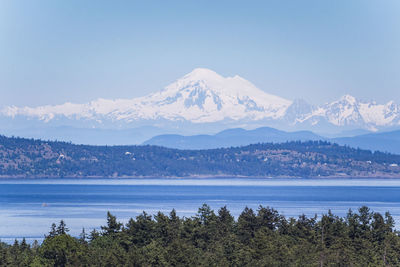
[0,135,400,178]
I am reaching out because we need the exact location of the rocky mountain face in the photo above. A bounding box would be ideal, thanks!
[2,68,400,134]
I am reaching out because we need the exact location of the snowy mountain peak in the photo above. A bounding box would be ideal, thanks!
[165,68,287,103]
[2,69,292,124]
[182,68,223,82]
[1,69,400,132]
[149,68,292,122]
[291,94,400,131]
[338,94,357,105]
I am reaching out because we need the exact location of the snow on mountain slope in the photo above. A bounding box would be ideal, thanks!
[2,68,400,131]
[294,95,400,131]
[2,68,292,123]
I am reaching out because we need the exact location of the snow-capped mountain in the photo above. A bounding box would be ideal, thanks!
[2,68,291,124]
[294,95,400,131]
[1,68,400,133]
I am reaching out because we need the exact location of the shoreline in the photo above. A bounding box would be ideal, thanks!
[2,174,400,179]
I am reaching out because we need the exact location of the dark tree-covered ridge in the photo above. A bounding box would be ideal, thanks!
[1,206,400,266]
[0,135,399,178]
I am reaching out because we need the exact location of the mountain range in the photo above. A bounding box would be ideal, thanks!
[3,69,400,129]
[1,68,400,145]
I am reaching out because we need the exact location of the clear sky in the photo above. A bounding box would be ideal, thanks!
[1,0,399,107]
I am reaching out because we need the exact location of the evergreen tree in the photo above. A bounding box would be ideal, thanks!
[3,205,400,266]
[79,228,87,244]
[47,223,57,238]
[56,220,69,235]
[101,211,122,236]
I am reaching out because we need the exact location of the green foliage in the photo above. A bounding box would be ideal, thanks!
[3,205,400,266]
[38,234,86,267]
[0,135,400,178]
[101,212,122,236]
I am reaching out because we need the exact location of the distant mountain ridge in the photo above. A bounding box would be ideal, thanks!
[333,130,400,155]
[143,127,324,150]
[144,126,400,155]
[2,68,400,135]
[293,95,400,131]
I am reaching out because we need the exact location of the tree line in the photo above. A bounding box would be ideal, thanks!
[1,135,400,177]
[1,205,400,266]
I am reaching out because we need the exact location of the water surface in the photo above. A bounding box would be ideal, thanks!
[1,178,400,243]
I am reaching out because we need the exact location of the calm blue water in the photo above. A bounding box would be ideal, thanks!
[1,178,400,244]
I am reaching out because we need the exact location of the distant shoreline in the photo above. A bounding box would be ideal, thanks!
[1,136,399,178]
[2,174,400,179]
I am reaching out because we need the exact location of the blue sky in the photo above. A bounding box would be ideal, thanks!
[1,0,399,106]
